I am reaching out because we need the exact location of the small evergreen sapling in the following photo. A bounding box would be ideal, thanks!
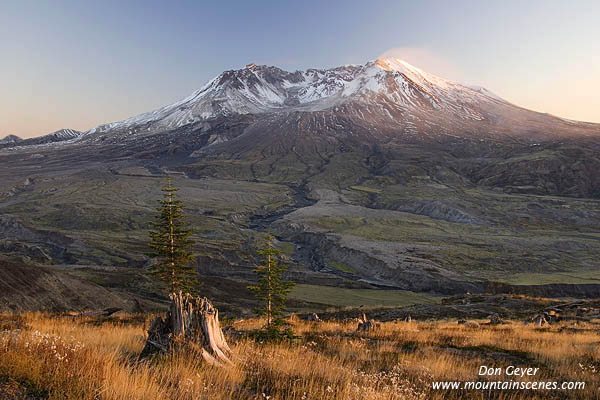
[248,236,295,333]
[148,178,200,295]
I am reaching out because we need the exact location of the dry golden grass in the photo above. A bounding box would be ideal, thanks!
[0,313,598,399]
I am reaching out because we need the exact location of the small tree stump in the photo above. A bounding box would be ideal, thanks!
[307,313,321,322]
[531,314,548,327]
[357,313,380,332]
[139,292,233,366]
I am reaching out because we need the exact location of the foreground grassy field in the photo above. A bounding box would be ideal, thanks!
[1,313,598,399]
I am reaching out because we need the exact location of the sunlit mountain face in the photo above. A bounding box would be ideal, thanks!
[4,57,599,155]
[50,57,594,144]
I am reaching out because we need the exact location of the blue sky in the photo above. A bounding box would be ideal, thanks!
[2,0,599,137]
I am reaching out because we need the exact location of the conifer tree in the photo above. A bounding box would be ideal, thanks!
[148,178,199,294]
[248,236,295,329]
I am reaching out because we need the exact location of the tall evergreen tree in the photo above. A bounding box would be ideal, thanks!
[148,178,199,294]
[248,236,295,328]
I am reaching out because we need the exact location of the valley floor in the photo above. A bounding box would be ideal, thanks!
[1,313,598,399]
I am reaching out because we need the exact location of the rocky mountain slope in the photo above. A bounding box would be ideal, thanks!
[0,257,152,312]
[0,135,22,145]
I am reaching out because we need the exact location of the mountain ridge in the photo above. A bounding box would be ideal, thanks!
[0,134,22,144]
[4,58,599,150]
[0,129,82,149]
[80,57,599,143]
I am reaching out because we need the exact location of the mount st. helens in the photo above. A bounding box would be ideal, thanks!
[1,58,600,312]
[84,57,599,141]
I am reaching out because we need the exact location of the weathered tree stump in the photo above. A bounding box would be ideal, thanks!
[531,314,548,327]
[139,292,233,366]
[357,313,381,332]
[307,313,321,322]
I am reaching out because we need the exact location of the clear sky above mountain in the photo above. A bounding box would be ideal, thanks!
[1,0,599,138]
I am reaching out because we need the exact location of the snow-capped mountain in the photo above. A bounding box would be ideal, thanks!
[27,128,82,144]
[0,129,83,149]
[90,57,505,134]
[46,129,82,141]
[84,57,599,144]
[0,135,22,144]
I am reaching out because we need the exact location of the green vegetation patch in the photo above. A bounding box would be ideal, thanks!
[275,241,295,256]
[497,270,600,285]
[350,185,382,194]
[328,260,357,274]
[290,284,438,307]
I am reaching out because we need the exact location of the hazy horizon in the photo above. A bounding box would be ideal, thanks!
[2,0,599,138]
